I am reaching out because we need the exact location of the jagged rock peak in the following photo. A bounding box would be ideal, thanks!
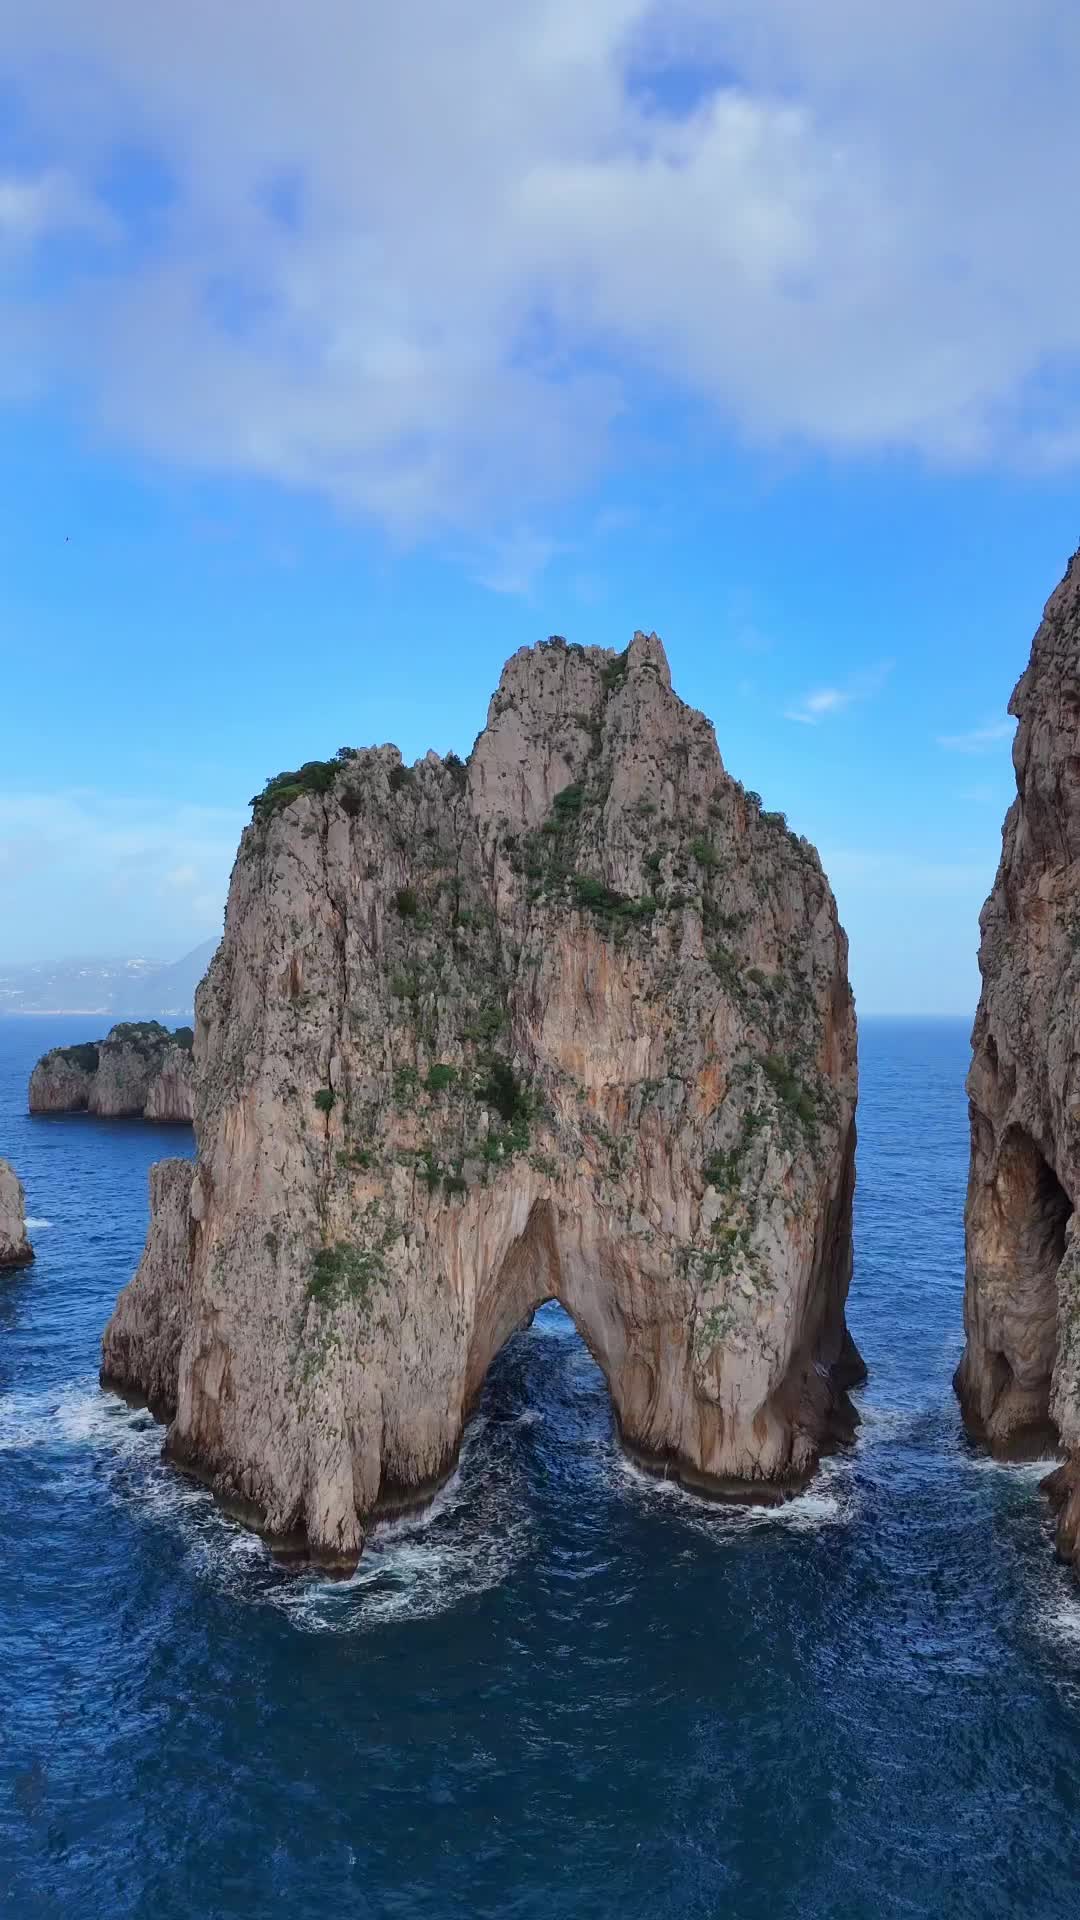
[0,1160,33,1269]
[102,631,861,1574]
[956,547,1080,1571]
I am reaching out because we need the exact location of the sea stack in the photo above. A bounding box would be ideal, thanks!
[102,633,861,1572]
[956,551,1080,1571]
[0,1160,33,1269]
[30,1024,194,1123]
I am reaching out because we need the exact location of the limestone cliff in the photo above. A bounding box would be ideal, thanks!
[30,1025,194,1123]
[103,1160,194,1417]
[102,633,860,1572]
[143,1044,196,1124]
[957,551,1080,1572]
[0,1160,33,1269]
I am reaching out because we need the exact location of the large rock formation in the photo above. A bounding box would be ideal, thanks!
[102,633,861,1571]
[30,1024,194,1123]
[0,1160,33,1269]
[957,551,1080,1572]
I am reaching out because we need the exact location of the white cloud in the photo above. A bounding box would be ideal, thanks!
[937,719,1015,754]
[468,528,570,596]
[2,3,1080,534]
[785,687,851,724]
[0,167,115,252]
[784,660,892,725]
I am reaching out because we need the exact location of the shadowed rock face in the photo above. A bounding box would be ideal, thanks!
[102,632,861,1572]
[956,551,1080,1571]
[30,1026,194,1123]
[0,1160,33,1269]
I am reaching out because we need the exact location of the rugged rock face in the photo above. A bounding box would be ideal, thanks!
[0,1160,33,1268]
[957,551,1080,1572]
[102,1159,194,1417]
[30,1024,194,1122]
[103,632,861,1572]
[28,1043,98,1113]
[143,1045,196,1124]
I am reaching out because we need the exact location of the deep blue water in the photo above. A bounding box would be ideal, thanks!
[2,1014,1080,1918]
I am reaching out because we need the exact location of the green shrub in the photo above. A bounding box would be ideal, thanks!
[425,1063,458,1092]
[313,1087,335,1113]
[443,1171,468,1196]
[394,886,419,917]
[251,759,338,820]
[55,1041,100,1074]
[689,837,718,868]
[444,751,467,790]
[172,1026,195,1051]
[308,1239,386,1308]
[763,1054,818,1130]
[418,1148,443,1193]
[109,1020,170,1047]
[600,649,629,692]
[388,764,414,793]
[461,1005,506,1042]
[551,782,584,823]
[480,1059,527,1125]
[337,1146,373,1171]
[572,873,621,913]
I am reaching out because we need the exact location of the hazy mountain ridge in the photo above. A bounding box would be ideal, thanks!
[0,940,218,1016]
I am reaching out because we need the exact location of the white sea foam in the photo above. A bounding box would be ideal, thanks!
[962,1452,1059,1479]
[1038,1593,1080,1648]
[610,1446,851,1536]
[24,1217,51,1231]
[0,1381,128,1452]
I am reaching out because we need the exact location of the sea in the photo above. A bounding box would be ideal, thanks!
[2,1014,1079,1918]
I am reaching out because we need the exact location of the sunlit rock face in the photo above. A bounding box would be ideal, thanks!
[956,551,1080,1571]
[30,1026,194,1122]
[0,1160,33,1269]
[102,632,860,1572]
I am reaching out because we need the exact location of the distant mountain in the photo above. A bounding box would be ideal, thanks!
[0,939,219,1016]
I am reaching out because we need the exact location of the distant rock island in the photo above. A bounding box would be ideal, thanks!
[30,1022,195,1123]
[957,550,1080,1575]
[0,1160,33,1268]
[103,632,861,1572]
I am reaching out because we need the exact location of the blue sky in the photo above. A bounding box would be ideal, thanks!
[2,1,1079,1013]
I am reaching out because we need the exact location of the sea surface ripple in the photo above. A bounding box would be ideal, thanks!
[2,1015,1079,1917]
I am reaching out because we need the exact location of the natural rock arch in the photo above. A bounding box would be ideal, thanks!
[104,632,861,1572]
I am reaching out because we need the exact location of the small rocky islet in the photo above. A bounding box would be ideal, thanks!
[29,1021,195,1124]
[102,631,862,1573]
[0,1158,33,1269]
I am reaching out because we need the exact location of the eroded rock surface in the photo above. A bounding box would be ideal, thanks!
[102,1159,194,1417]
[143,1045,196,1124]
[0,1160,33,1268]
[30,1024,194,1122]
[957,551,1080,1571]
[103,632,861,1571]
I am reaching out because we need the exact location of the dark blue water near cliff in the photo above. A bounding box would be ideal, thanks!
[2,1016,1080,1918]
